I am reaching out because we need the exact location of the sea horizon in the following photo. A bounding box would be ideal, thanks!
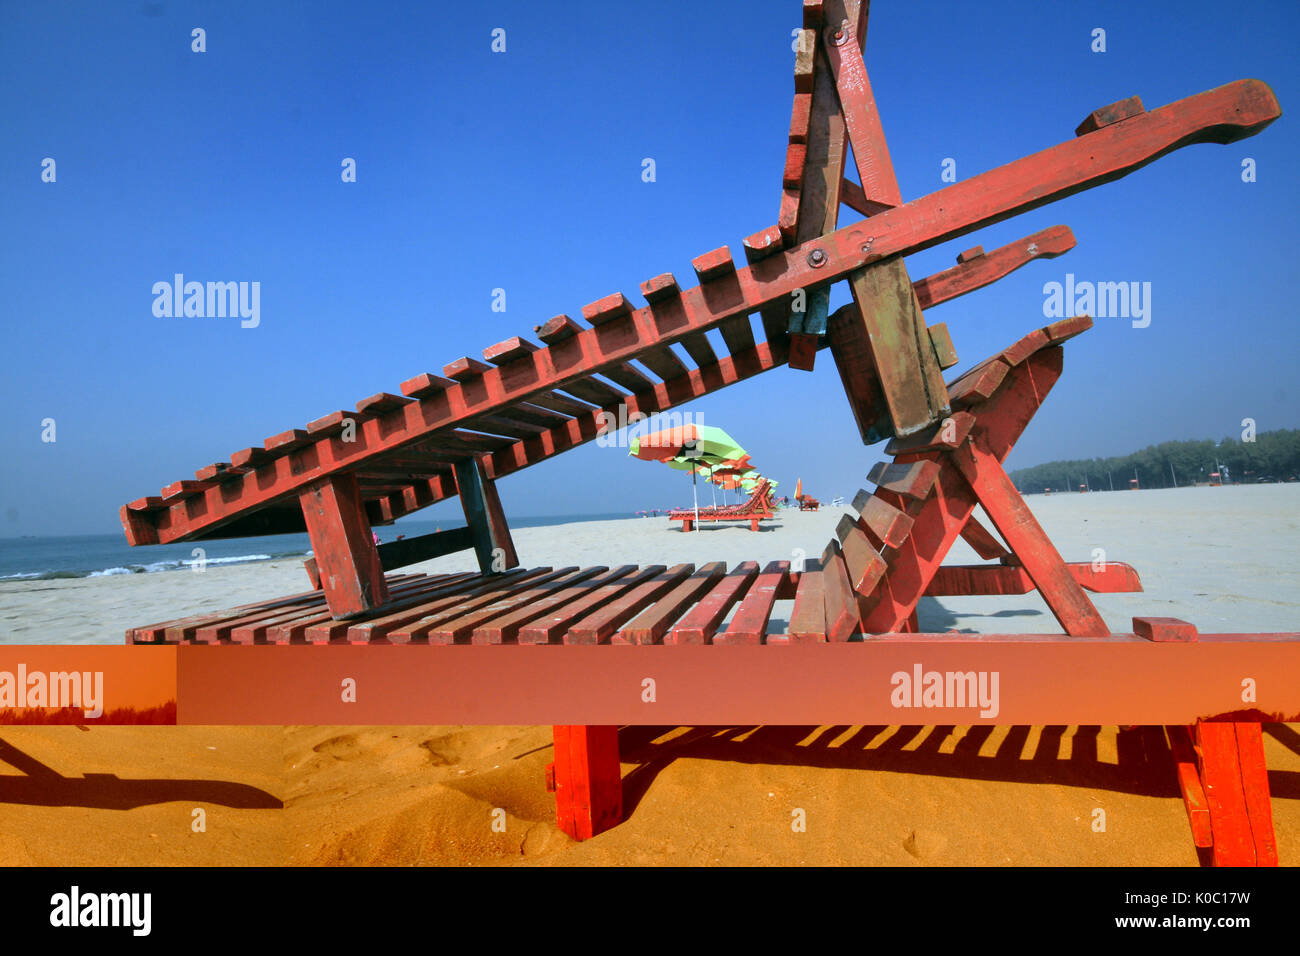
[0,511,658,581]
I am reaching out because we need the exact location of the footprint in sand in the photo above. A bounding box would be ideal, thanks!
[903,828,948,860]
[312,731,403,761]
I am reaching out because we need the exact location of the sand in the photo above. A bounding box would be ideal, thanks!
[1,722,1297,865]
[0,486,1295,865]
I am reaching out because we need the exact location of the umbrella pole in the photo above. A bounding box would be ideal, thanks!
[692,469,699,531]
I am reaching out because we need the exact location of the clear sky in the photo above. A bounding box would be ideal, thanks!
[2,0,1296,537]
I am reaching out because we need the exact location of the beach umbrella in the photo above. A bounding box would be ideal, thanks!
[628,425,747,530]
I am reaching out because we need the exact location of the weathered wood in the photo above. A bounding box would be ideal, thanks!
[348,567,557,644]
[521,565,668,645]
[1076,95,1145,136]
[823,10,902,209]
[912,225,1076,310]
[846,259,952,436]
[926,562,1142,596]
[375,527,475,570]
[927,323,959,370]
[947,359,1010,409]
[884,410,975,456]
[616,562,727,645]
[298,473,390,618]
[453,457,518,574]
[415,568,602,644]
[787,558,828,643]
[565,564,695,645]
[821,539,861,640]
[472,566,633,644]
[667,562,760,644]
[717,560,789,645]
[867,459,940,500]
[836,515,887,599]
[123,79,1282,544]
[1133,616,1198,642]
[860,349,1065,633]
[851,491,914,549]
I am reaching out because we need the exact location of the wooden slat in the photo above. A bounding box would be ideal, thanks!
[821,539,862,640]
[1043,314,1094,345]
[235,574,466,644]
[884,410,975,456]
[636,346,690,381]
[197,573,431,644]
[716,560,789,645]
[521,565,668,645]
[1076,95,1145,136]
[835,517,888,596]
[787,558,828,643]
[948,359,1010,409]
[867,460,940,500]
[399,372,456,400]
[420,567,604,644]
[286,570,521,644]
[355,392,413,415]
[667,562,760,644]
[565,564,695,645]
[338,567,557,644]
[615,562,727,645]
[850,491,914,549]
[928,323,960,370]
[472,566,634,644]
[676,331,717,368]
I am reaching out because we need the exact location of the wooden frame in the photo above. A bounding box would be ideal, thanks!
[118,2,1290,861]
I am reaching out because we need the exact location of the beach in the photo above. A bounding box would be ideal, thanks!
[0,485,1296,866]
[1,484,1296,644]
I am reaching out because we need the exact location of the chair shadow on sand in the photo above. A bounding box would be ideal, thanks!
[0,737,282,811]
[616,724,1300,822]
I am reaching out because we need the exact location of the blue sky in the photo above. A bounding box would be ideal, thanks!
[2,0,1296,537]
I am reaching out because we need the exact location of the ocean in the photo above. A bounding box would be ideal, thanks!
[0,513,633,581]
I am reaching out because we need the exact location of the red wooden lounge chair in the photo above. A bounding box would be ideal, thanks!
[795,479,820,511]
[120,0,1291,865]
[669,479,775,531]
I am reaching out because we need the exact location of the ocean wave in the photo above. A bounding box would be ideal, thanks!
[0,550,307,581]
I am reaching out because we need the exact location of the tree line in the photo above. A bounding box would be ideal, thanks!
[1009,429,1300,493]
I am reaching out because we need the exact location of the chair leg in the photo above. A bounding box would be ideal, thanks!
[1193,721,1278,866]
[547,725,623,840]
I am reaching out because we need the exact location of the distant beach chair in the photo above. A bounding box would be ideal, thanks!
[668,478,775,532]
[795,478,820,512]
[119,1,1288,863]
